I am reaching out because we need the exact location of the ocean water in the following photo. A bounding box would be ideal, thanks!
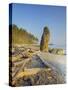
[49,44,66,49]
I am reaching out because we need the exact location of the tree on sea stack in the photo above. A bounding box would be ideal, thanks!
[40,26,50,52]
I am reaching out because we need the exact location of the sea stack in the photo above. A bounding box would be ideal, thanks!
[40,26,50,52]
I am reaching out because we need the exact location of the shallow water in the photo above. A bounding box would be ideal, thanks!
[30,55,48,68]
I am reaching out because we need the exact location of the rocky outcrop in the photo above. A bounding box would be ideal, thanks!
[40,27,50,52]
[49,48,65,55]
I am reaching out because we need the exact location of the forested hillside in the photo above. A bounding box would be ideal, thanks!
[11,24,38,44]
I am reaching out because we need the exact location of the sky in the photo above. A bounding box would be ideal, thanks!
[11,3,66,47]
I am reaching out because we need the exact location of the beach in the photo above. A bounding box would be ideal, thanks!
[9,44,66,86]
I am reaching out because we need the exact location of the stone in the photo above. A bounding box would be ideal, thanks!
[56,49,64,55]
[49,48,65,55]
[40,27,50,52]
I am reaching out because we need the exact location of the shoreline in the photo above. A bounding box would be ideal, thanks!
[37,51,66,82]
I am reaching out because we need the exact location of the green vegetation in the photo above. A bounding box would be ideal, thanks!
[11,24,38,44]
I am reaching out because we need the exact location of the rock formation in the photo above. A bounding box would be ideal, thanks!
[49,48,65,55]
[40,27,50,52]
